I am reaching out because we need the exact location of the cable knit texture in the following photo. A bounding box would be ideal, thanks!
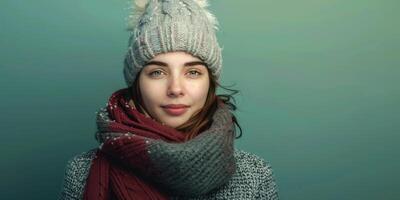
[123,0,223,86]
[59,149,279,200]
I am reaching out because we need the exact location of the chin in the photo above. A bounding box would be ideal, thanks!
[161,118,186,128]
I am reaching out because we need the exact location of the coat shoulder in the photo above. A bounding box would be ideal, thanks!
[233,149,280,199]
[234,149,275,174]
[59,149,97,200]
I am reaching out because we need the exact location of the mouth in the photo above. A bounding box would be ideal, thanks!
[161,104,189,116]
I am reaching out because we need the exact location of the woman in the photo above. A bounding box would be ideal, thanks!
[59,0,279,199]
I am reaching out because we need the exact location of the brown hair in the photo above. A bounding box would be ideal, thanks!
[128,66,242,142]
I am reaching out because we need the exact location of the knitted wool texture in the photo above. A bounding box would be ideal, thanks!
[60,149,280,200]
[123,0,223,86]
[90,88,236,197]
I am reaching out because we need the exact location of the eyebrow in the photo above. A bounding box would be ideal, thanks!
[144,60,208,68]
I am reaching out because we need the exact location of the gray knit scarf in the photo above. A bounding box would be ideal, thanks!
[85,88,236,199]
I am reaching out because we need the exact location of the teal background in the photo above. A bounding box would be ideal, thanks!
[1,0,399,199]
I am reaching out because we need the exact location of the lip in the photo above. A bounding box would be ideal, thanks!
[161,104,189,116]
[162,104,189,109]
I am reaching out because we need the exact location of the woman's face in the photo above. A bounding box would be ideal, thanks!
[138,51,210,128]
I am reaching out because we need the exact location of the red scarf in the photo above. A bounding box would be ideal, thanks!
[83,88,189,200]
[83,88,233,200]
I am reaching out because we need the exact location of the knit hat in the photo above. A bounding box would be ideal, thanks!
[123,0,223,87]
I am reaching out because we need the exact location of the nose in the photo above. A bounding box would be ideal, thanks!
[167,75,184,97]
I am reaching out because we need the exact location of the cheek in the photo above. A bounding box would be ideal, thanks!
[139,79,164,105]
[187,81,209,102]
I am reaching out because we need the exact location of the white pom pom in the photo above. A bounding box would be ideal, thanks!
[126,0,220,31]
[126,0,150,31]
[204,8,219,30]
[193,0,209,8]
[193,0,219,31]
[135,0,149,9]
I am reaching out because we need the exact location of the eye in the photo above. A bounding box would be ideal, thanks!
[149,70,165,78]
[187,70,202,77]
